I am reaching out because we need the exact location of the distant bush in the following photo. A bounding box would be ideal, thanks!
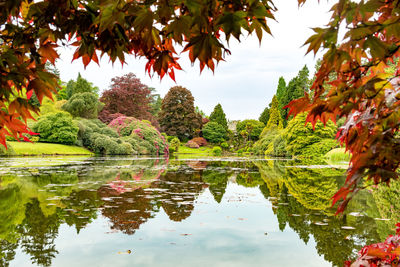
[236,120,264,141]
[186,140,199,148]
[76,118,133,154]
[109,116,168,155]
[169,137,180,154]
[190,137,208,147]
[302,139,338,158]
[202,122,227,143]
[220,142,229,149]
[212,146,222,156]
[33,112,78,145]
[167,135,176,143]
[62,92,103,119]
[283,113,337,157]
[252,126,280,155]
[237,148,244,156]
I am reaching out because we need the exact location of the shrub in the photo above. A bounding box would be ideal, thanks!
[62,92,103,118]
[220,142,229,149]
[202,122,227,143]
[108,115,168,155]
[252,126,280,155]
[283,113,337,157]
[212,146,222,156]
[76,118,137,155]
[186,140,199,148]
[237,148,244,155]
[169,137,180,153]
[236,119,265,141]
[33,112,78,145]
[167,135,176,143]
[272,135,289,157]
[301,138,337,158]
[190,137,208,147]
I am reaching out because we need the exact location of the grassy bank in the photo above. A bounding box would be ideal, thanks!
[8,142,93,156]
[325,148,350,162]
[175,145,212,155]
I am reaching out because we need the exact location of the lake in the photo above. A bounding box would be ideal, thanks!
[0,156,398,266]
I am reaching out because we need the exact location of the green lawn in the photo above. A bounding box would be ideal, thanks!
[325,147,350,162]
[176,145,212,155]
[8,142,93,156]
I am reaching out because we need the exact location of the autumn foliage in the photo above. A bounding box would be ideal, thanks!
[98,73,157,126]
[346,223,400,266]
[286,0,400,213]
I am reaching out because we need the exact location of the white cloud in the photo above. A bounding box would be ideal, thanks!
[55,0,332,120]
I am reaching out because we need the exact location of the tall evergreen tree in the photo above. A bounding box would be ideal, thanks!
[209,103,228,129]
[159,86,202,140]
[275,76,286,118]
[65,73,99,99]
[266,95,283,129]
[280,65,310,126]
[259,106,270,125]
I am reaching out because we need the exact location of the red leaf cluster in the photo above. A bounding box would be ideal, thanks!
[345,223,400,266]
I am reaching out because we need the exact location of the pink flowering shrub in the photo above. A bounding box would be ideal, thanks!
[108,115,168,155]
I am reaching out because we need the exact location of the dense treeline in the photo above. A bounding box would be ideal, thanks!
[3,63,340,159]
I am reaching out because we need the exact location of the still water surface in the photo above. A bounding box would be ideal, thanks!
[0,156,398,266]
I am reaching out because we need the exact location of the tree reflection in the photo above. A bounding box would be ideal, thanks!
[255,160,382,266]
[19,199,60,267]
[98,187,156,235]
[202,170,229,203]
[154,171,205,221]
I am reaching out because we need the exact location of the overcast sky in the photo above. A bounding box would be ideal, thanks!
[55,0,332,120]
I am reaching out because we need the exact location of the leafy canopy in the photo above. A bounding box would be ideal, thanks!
[159,86,201,140]
[98,73,156,125]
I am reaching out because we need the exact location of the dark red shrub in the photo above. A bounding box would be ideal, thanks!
[190,137,208,147]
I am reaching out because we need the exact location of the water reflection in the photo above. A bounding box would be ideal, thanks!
[0,157,398,266]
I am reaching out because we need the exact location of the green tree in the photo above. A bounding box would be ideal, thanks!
[202,122,227,143]
[275,76,286,120]
[281,66,309,126]
[149,87,163,117]
[158,86,202,140]
[236,119,265,141]
[65,73,99,99]
[62,92,103,119]
[258,106,270,125]
[209,103,228,129]
[266,95,283,129]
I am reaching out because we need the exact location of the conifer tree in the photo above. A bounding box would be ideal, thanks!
[65,73,99,99]
[280,66,310,126]
[259,106,270,125]
[275,77,286,119]
[209,103,228,129]
[266,95,283,129]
